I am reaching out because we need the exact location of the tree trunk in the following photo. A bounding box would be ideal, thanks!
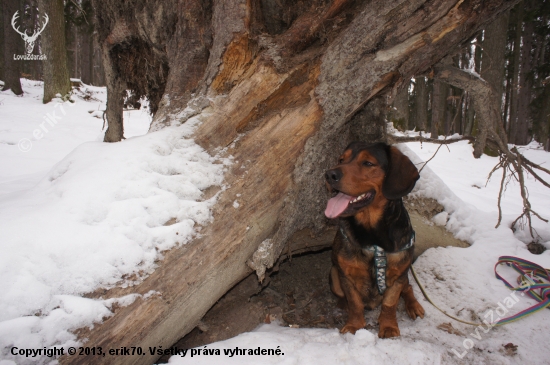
[515,0,535,145]
[29,0,43,80]
[389,82,410,130]
[101,47,125,142]
[413,76,428,131]
[39,0,71,103]
[65,18,76,78]
[474,31,483,73]
[537,84,550,151]
[67,1,521,364]
[508,2,524,143]
[79,25,92,84]
[481,10,510,111]
[431,79,449,136]
[464,92,476,135]
[2,0,24,94]
[91,34,104,86]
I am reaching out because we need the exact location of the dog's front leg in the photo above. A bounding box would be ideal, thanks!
[339,275,366,334]
[338,265,367,334]
[378,279,405,338]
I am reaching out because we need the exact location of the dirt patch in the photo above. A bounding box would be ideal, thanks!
[158,197,469,362]
[527,242,546,255]
[404,196,469,258]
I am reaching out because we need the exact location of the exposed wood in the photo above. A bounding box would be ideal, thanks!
[66,1,522,364]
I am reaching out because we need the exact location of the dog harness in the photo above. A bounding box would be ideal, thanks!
[340,227,415,295]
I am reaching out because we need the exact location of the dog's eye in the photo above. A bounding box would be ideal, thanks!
[362,161,374,167]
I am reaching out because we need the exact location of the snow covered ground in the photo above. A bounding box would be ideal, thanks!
[0,81,549,365]
[0,80,229,364]
[166,142,550,365]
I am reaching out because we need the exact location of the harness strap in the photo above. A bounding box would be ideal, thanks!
[339,226,414,295]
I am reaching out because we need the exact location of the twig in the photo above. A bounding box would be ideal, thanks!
[495,159,507,228]
[522,163,550,189]
[390,135,475,144]
[417,93,464,174]
[418,142,446,174]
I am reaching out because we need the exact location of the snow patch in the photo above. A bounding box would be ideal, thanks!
[0,82,229,363]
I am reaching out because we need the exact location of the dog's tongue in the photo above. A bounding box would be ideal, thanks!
[325,192,353,218]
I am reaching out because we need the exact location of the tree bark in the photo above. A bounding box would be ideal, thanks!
[91,34,104,86]
[79,25,92,84]
[39,0,71,103]
[536,84,550,151]
[2,0,24,95]
[481,10,509,111]
[389,82,410,130]
[413,76,428,131]
[515,0,535,145]
[66,1,522,364]
[508,2,524,143]
[464,92,476,136]
[431,79,449,136]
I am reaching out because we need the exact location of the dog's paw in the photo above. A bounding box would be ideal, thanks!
[378,325,400,338]
[340,324,363,334]
[405,301,425,320]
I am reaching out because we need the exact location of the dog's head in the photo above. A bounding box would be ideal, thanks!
[324,142,419,219]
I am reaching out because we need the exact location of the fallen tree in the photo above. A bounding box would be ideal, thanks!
[68,1,521,364]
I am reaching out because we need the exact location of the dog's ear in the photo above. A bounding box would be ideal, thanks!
[382,146,419,200]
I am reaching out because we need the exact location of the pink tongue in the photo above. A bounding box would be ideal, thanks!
[325,192,354,218]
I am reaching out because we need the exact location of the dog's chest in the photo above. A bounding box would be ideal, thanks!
[364,248,410,289]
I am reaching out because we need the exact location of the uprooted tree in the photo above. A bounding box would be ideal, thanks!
[67,1,523,364]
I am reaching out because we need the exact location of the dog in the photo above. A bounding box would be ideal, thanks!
[325,142,425,338]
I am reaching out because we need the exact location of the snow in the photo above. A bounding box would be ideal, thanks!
[0,79,151,196]
[0,80,228,364]
[167,142,550,365]
[1,80,550,365]
[166,324,442,364]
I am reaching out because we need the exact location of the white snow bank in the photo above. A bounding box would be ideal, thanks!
[0,82,228,363]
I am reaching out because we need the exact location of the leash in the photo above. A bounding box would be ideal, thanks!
[411,255,550,326]
[493,256,550,325]
[410,264,484,326]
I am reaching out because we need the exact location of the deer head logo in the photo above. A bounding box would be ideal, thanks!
[11,11,49,55]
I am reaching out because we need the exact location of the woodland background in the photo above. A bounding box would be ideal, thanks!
[1,0,550,149]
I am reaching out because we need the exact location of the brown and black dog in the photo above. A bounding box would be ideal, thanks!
[325,142,425,338]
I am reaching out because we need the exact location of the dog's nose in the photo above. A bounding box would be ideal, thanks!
[325,169,342,183]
